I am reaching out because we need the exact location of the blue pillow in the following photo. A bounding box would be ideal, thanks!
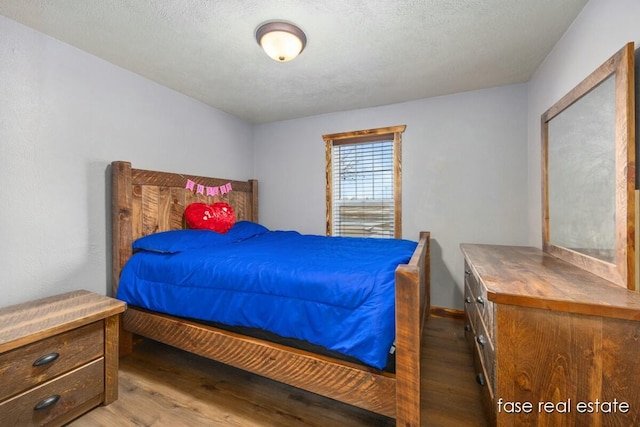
[132,229,235,254]
[131,222,269,254]
[226,221,269,241]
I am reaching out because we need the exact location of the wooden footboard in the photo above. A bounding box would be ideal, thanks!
[111,161,430,426]
[396,231,430,425]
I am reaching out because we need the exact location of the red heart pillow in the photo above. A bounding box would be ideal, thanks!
[184,202,236,233]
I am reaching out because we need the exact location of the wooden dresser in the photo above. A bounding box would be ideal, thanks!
[461,244,640,426]
[0,290,126,426]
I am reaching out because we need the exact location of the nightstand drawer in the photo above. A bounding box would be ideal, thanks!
[0,322,104,401]
[0,291,125,424]
[0,357,104,426]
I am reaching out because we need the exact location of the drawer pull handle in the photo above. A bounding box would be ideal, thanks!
[464,270,472,276]
[476,296,485,305]
[476,335,486,347]
[464,324,471,332]
[34,395,60,411]
[476,373,486,386]
[33,352,59,367]
[465,296,472,304]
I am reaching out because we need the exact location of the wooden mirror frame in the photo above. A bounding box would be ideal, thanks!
[541,42,636,290]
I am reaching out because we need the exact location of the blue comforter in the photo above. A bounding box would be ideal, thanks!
[116,222,417,369]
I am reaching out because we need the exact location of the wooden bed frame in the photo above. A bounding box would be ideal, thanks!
[111,160,431,426]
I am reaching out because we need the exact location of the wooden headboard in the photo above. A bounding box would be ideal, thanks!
[111,161,258,294]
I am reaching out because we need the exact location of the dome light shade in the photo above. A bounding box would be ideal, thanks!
[256,22,307,62]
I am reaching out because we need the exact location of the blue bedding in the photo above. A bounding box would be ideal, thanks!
[116,222,417,369]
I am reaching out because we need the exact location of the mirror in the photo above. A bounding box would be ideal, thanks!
[547,75,616,263]
[542,42,636,290]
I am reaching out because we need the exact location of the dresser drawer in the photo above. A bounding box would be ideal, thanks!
[472,303,495,391]
[464,277,496,397]
[0,357,104,426]
[463,282,478,334]
[478,291,494,342]
[464,261,494,341]
[469,336,497,427]
[464,261,480,298]
[0,322,104,401]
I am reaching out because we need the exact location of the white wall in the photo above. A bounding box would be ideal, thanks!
[527,0,640,246]
[254,84,529,309]
[0,16,254,307]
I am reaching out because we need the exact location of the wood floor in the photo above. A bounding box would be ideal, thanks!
[70,312,488,426]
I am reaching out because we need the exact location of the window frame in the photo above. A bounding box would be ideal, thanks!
[323,125,406,238]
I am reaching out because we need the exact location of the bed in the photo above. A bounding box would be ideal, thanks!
[111,160,431,426]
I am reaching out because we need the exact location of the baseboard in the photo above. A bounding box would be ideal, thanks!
[429,306,464,319]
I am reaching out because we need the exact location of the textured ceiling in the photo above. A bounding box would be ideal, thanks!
[0,0,588,124]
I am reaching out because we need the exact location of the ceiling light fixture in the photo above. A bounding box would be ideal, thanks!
[256,21,307,62]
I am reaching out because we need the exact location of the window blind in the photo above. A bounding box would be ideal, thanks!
[331,140,395,237]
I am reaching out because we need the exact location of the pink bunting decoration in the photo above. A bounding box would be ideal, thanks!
[184,179,232,196]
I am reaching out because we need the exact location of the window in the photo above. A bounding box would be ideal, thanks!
[323,125,405,238]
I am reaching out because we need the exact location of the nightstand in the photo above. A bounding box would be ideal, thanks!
[0,290,126,426]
